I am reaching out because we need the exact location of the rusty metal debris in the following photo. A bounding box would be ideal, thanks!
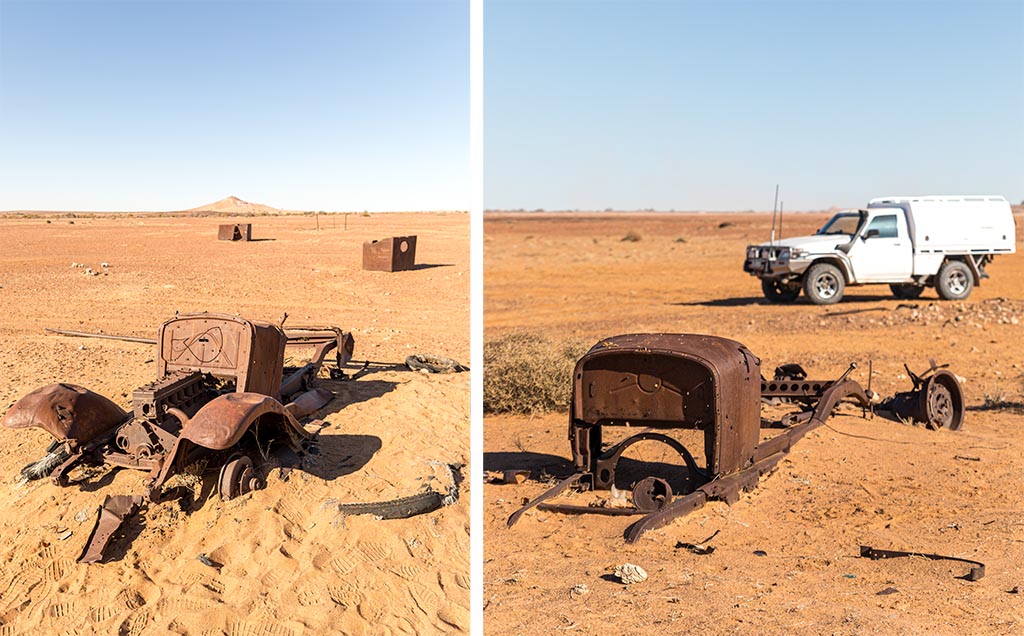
[507,333,964,542]
[217,223,252,241]
[4,313,354,506]
[877,360,964,430]
[362,235,417,271]
[860,545,985,581]
[78,495,143,563]
[405,354,469,373]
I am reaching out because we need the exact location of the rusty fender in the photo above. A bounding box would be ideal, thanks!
[180,392,311,451]
[1,383,128,445]
[143,392,311,500]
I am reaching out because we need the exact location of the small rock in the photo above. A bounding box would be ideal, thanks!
[614,563,647,585]
[74,508,92,523]
[101,262,110,268]
[877,586,899,595]
[57,529,73,541]
[569,583,589,598]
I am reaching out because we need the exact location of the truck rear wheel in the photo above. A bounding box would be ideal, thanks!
[761,279,800,303]
[890,284,924,300]
[936,261,973,300]
[803,263,845,305]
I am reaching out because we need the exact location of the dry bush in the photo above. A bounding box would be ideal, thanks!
[621,230,642,242]
[484,332,589,414]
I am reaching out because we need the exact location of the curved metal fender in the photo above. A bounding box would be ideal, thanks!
[1,383,127,444]
[181,392,311,451]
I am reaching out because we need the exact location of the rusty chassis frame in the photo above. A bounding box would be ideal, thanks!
[507,334,964,543]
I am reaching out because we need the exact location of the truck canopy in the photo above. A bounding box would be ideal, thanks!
[867,196,1015,255]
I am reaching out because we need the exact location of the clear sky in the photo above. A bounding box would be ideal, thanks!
[485,0,1024,211]
[0,0,468,212]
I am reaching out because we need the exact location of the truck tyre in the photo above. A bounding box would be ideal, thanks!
[890,284,924,300]
[803,263,845,305]
[936,261,973,301]
[761,279,800,303]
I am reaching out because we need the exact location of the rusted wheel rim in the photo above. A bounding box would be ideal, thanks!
[632,477,673,512]
[926,383,954,430]
[218,454,263,500]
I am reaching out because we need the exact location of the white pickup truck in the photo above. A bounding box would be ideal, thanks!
[743,195,1016,305]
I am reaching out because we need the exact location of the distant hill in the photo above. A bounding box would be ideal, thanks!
[185,196,283,215]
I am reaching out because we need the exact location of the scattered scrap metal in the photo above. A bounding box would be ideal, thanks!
[860,545,985,581]
[507,333,966,543]
[363,235,417,271]
[4,312,355,562]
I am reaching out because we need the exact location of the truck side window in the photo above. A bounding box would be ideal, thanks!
[866,214,898,238]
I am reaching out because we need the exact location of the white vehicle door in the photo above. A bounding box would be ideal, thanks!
[846,212,913,282]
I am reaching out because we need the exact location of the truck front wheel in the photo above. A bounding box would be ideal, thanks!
[936,261,973,301]
[803,263,845,305]
[761,279,800,303]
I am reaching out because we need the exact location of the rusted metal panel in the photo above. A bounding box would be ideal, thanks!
[362,235,417,272]
[217,223,252,241]
[78,495,143,563]
[1,383,127,445]
[157,313,285,397]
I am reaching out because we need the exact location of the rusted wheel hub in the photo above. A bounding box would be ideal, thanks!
[631,477,673,512]
[218,454,263,500]
[926,383,954,430]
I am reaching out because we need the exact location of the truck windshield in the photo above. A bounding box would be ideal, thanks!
[817,212,863,236]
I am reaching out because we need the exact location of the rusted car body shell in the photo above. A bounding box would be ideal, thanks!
[182,392,309,450]
[1,383,127,444]
[158,314,286,398]
[570,334,761,476]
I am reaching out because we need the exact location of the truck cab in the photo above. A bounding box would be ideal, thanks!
[744,195,1015,304]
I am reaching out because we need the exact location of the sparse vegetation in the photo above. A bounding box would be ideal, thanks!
[621,230,642,242]
[484,332,589,414]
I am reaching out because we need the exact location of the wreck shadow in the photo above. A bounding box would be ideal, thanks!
[966,401,1024,414]
[102,509,148,563]
[483,451,574,476]
[314,379,400,416]
[297,433,382,482]
[411,263,454,270]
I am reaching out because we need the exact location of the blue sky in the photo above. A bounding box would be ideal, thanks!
[485,0,1024,211]
[0,0,468,211]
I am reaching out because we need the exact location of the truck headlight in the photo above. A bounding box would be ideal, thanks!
[789,248,806,258]
[747,246,760,259]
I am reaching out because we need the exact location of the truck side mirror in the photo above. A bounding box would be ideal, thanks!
[863,229,880,240]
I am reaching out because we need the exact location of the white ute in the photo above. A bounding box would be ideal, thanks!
[743,195,1017,305]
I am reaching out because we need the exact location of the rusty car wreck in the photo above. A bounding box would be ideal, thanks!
[2,312,354,561]
[507,333,964,543]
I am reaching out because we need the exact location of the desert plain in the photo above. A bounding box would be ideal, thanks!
[484,210,1023,635]
[0,209,469,635]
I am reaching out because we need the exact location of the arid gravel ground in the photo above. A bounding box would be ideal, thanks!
[484,211,1023,636]
[0,212,469,636]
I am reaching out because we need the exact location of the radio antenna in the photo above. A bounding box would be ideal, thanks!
[779,200,784,240]
[770,184,779,245]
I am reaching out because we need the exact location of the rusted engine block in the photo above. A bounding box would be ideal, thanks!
[507,333,964,542]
